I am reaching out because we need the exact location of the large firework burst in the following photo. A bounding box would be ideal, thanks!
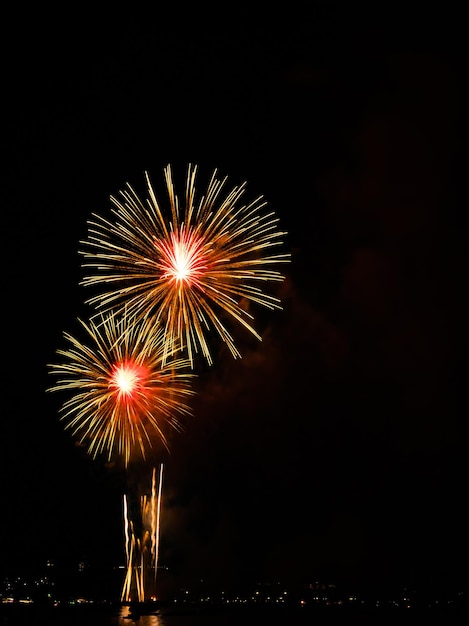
[79,164,290,366]
[47,312,196,467]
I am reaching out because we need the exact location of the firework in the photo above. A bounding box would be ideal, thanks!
[47,312,196,467]
[79,164,290,366]
[122,464,164,603]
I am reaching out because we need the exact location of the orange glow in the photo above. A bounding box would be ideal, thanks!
[111,362,146,398]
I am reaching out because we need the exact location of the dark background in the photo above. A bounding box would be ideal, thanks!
[2,3,468,598]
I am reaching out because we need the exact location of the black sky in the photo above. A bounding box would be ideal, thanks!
[2,3,468,596]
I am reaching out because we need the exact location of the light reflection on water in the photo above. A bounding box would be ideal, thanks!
[116,605,261,626]
[4,602,463,625]
[0,604,246,626]
[118,605,166,626]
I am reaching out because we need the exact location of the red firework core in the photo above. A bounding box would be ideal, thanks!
[110,361,147,400]
[157,229,206,287]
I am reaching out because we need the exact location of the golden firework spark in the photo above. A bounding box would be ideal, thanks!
[79,164,290,366]
[47,312,196,467]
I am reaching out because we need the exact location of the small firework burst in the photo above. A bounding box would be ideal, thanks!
[47,312,196,467]
[79,164,290,366]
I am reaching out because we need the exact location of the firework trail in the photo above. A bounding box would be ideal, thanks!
[79,164,290,366]
[153,463,164,587]
[121,465,164,603]
[47,311,196,468]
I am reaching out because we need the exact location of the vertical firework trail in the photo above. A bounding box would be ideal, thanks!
[121,464,164,603]
[154,463,164,589]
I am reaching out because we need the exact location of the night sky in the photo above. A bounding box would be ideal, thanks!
[2,3,468,597]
